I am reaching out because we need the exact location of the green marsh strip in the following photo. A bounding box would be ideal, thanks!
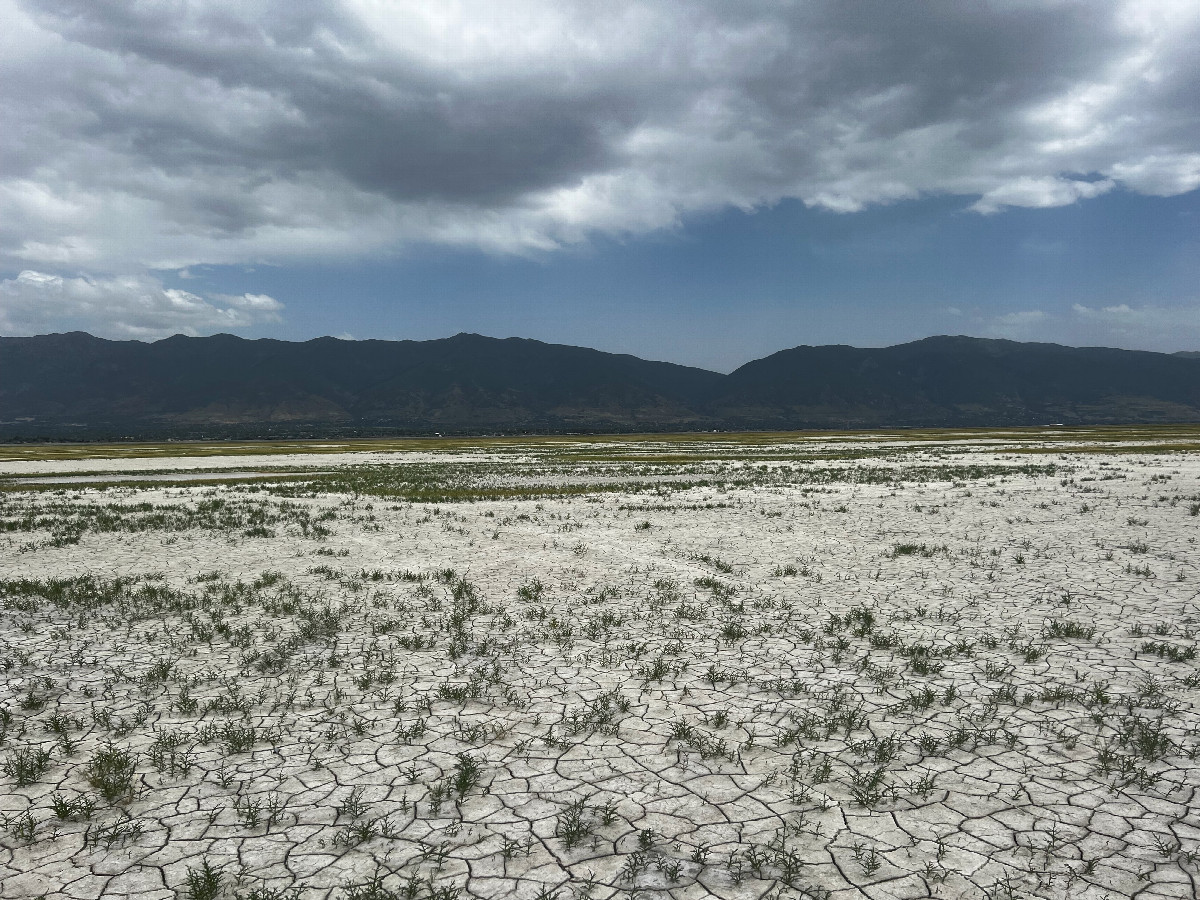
[262,460,1061,501]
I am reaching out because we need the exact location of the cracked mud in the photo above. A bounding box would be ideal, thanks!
[1,430,1198,900]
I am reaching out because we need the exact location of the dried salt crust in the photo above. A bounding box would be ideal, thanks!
[0,436,1197,900]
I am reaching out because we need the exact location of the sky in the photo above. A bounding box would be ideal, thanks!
[2,1,1200,372]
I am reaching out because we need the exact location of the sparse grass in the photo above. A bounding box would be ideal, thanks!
[0,428,1196,898]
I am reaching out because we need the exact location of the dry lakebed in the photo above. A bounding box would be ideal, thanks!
[1,428,1198,900]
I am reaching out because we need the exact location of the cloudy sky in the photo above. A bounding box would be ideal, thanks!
[2,0,1200,371]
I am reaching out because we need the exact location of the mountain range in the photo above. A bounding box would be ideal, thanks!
[3,331,1200,439]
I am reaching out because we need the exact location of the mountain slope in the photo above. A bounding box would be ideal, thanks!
[0,332,722,432]
[713,336,1200,426]
[3,332,1200,437]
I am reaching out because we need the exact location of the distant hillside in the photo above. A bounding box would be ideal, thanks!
[3,332,1200,438]
[712,336,1200,427]
[0,332,721,436]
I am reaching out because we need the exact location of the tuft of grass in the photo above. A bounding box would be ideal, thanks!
[50,792,97,821]
[1042,620,1097,640]
[451,752,483,798]
[555,797,595,850]
[3,746,53,787]
[86,742,138,802]
[334,786,370,820]
[185,858,224,900]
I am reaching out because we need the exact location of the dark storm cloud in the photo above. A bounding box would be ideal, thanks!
[3,0,1199,276]
[11,0,633,204]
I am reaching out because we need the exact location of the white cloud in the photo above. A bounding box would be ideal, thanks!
[0,270,283,339]
[972,177,1114,215]
[212,293,285,313]
[1070,301,1200,349]
[1108,154,1200,196]
[986,309,1050,340]
[956,300,1200,351]
[0,0,1198,274]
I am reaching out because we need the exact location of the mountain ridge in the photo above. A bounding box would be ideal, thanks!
[3,331,1200,438]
